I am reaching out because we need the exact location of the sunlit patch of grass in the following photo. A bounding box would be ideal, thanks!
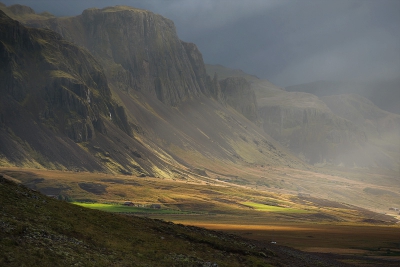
[73,202,191,214]
[243,202,311,213]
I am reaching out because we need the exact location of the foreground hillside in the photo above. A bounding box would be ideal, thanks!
[0,174,364,267]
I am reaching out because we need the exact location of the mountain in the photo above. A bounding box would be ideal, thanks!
[0,5,302,175]
[321,94,400,168]
[286,80,400,115]
[25,5,219,106]
[206,64,400,170]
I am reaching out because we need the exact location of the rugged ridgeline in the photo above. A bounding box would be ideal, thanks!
[25,6,221,106]
[206,64,400,169]
[0,4,302,175]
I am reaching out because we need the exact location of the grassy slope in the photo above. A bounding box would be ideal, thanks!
[0,174,361,267]
[73,202,192,214]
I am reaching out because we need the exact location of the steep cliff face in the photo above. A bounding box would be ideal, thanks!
[0,11,139,170]
[219,77,258,123]
[0,10,132,141]
[28,6,216,106]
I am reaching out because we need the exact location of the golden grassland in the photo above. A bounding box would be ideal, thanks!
[1,166,400,264]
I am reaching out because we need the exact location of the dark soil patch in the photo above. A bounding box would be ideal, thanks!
[300,196,351,209]
[78,183,107,195]
[199,190,222,195]
[361,218,389,224]
[305,212,342,222]
[39,186,71,195]
[100,178,126,184]
[126,181,143,186]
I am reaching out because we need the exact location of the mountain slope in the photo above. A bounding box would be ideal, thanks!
[0,10,195,176]
[207,64,399,169]
[0,6,303,175]
[321,94,400,168]
[286,80,400,115]
[0,10,113,170]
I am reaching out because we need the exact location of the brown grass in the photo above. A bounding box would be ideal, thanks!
[2,166,399,262]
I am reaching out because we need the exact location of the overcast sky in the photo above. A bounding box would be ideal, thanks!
[2,0,399,87]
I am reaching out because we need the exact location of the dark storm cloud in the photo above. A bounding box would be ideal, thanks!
[2,0,399,87]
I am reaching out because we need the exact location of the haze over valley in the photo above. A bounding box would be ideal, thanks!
[0,1,399,266]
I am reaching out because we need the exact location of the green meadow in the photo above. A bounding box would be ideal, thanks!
[73,202,191,214]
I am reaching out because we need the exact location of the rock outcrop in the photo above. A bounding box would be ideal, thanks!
[28,6,218,106]
[219,77,259,123]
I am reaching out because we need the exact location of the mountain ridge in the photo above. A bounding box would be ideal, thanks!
[0,6,303,176]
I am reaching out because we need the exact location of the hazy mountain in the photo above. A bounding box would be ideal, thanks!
[286,80,400,115]
[207,64,400,170]
[0,6,302,175]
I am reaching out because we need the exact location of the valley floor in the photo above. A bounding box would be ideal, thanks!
[1,166,399,266]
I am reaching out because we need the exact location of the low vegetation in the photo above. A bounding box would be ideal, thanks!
[2,168,400,266]
[73,202,192,214]
[1,174,363,267]
[242,202,311,213]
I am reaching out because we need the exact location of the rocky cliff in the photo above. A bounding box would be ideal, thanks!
[0,11,173,174]
[219,77,259,123]
[0,10,132,140]
[27,6,219,106]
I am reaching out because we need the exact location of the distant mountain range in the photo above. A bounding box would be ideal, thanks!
[286,79,400,115]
